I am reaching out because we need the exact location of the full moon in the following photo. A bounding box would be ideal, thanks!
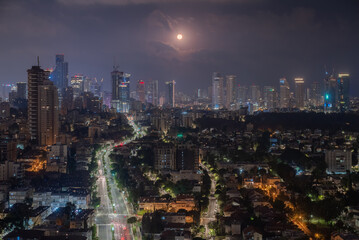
[177,33,183,40]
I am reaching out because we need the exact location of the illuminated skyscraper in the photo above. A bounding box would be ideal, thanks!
[294,77,305,109]
[225,75,236,109]
[28,63,58,145]
[136,80,145,104]
[51,54,68,92]
[70,74,84,98]
[237,85,247,106]
[263,86,276,110]
[111,66,130,113]
[146,80,159,106]
[279,78,290,108]
[212,72,224,109]
[38,79,59,146]
[16,82,27,99]
[249,85,260,103]
[337,73,350,112]
[310,81,321,107]
[166,80,175,108]
[324,74,337,113]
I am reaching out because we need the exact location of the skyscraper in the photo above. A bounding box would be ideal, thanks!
[225,75,236,109]
[166,80,175,108]
[111,66,130,113]
[28,63,59,145]
[70,74,84,98]
[51,54,68,92]
[279,78,290,108]
[263,86,276,110]
[310,81,321,107]
[212,72,224,109]
[237,85,247,106]
[324,74,337,113]
[136,80,145,104]
[16,82,27,99]
[147,80,159,106]
[38,79,59,146]
[294,77,305,109]
[249,85,261,103]
[337,73,350,112]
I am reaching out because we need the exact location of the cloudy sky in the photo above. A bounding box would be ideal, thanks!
[0,0,358,95]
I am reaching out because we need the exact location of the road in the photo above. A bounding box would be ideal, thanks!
[200,163,218,239]
[95,116,145,240]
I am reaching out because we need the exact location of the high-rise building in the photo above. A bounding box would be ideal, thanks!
[337,73,350,112]
[70,74,84,98]
[28,65,46,142]
[146,80,159,106]
[38,79,59,146]
[51,54,68,92]
[28,64,59,145]
[16,82,27,99]
[249,85,261,103]
[225,75,236,109]
[310,81,321,107]
[263,86,276,110]
[136,80,145,104]
[212,72,224,109]
[279,78,290,108]
[111,66,130,113]
[324,74,337,113]
[166,80,175,108]
[154,143,176,170]
[294,77,305,109]
[237,85,247,106]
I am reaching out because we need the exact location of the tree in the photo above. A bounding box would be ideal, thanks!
[127,217,137,224]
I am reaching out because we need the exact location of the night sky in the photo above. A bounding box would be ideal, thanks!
[0,0,358,95]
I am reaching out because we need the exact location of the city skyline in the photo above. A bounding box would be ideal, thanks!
[0,0,358,95]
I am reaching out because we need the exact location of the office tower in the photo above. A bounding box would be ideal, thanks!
[1,84,15,101]
[294,77,305,109]
[166,80,175,108]
[263,86,276,110]
[249,85,260,103]
[311,82,321,107]
[279,78,290,108]
[111,66,130,113]
[337,73,350,112]
[38,79,59,146]
[324,74,337,113]
[16,82,27,99]
[51,54,68,92]
[237,85,247,106]
[28,64,59,145]
[212,72,224,109]
[136,80,146,104]
[146,80,159,106]
[70,74,84,98]
[225,75,236,109]
[61,87,74,114]
[325,149,352,173]
[90,78,103,97]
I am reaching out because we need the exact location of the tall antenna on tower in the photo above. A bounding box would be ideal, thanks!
[37,56,40,66]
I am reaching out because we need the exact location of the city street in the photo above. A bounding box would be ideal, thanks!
[95,117,145,240]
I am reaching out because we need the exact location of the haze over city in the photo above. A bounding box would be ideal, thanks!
[1,0,359,94]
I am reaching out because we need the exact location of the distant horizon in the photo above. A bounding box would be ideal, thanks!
[0,0,358,96]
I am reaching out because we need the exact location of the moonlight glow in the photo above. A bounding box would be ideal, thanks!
[177,33,183,40]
